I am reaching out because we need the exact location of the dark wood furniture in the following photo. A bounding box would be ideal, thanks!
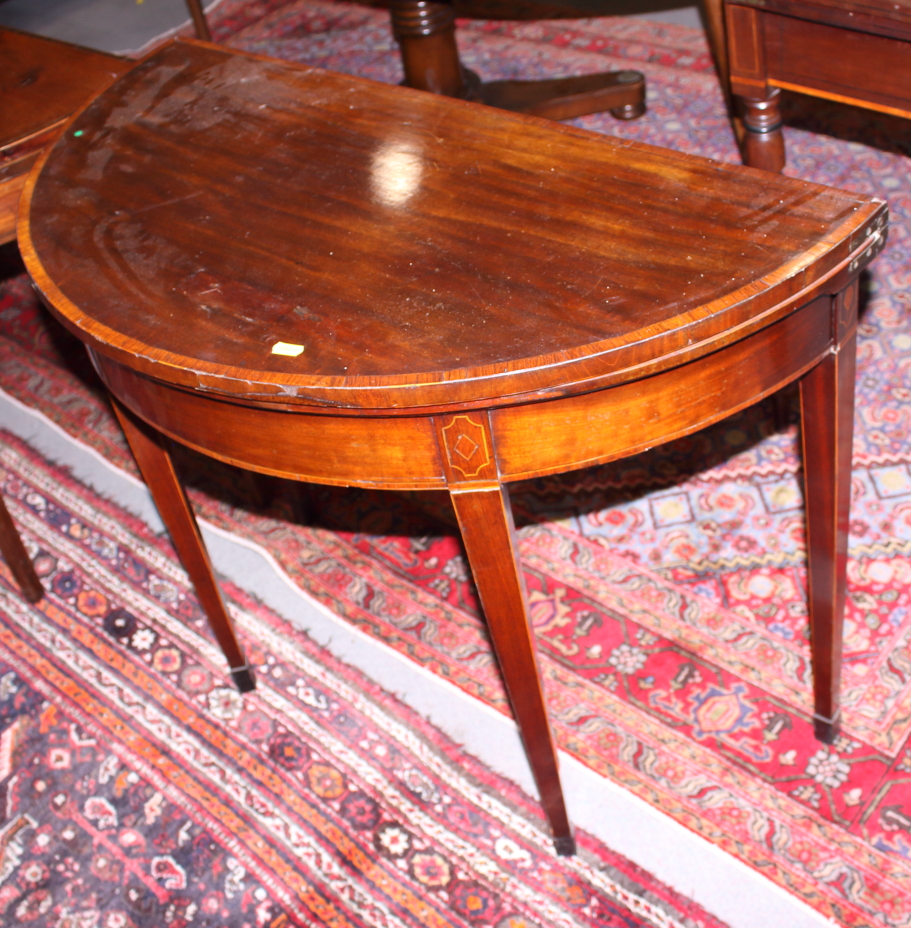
[0,28,131,243]
[185,0,212,43]
[20,38,886,853]
[0,1,213,244]
[390,0,645,120]
[724,0,911,171]
[0,493,43,602]
[179,0,647,121]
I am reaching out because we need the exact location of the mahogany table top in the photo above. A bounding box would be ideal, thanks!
[730,0,911,39]
[20,39,886,412]
[733,0,911,13]
[0,28,128,153]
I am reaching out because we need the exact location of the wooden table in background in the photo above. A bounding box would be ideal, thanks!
[0,27,130,243]
[725,0,911,171]
[19,39,887,853]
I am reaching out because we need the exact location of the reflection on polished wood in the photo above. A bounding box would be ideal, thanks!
[20,39,886,850]
[390,0,646,120]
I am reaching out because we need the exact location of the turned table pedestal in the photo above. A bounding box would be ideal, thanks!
[388,0,646,121]
[20,39,886,853]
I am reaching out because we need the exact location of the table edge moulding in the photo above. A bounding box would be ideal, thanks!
[17,38,888,855]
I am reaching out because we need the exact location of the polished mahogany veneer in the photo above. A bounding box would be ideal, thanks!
[0,27,130,243]
[1,0,214,244]
[20,39,887,854]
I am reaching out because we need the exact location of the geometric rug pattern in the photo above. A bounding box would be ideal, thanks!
[0,429,726,928]
[6,1,911,924]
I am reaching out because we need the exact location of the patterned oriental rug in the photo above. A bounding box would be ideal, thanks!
[5,0,911,924]
[0,429,723,928]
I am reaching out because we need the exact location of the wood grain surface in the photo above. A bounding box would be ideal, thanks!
[0,27,129,243]
[731,0,911,42]
[17,38,890,848]
[21,39,885,411]
[0,28,128,151]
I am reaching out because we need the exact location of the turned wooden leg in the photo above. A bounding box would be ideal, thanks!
[112,399,255,693]
[185,0,212,42]
[799,329,856,743]
[389,0,645,122]
[0,494,43,603]
[450,483,574,855]
[739,88,785,172]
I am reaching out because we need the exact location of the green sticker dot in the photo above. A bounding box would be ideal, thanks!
[73,130,83,137]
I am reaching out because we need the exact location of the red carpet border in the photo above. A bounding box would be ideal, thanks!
[0,429,725,928]
[5,1,911,925]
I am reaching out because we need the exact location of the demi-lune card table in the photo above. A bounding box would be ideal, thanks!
[19,39,887,854]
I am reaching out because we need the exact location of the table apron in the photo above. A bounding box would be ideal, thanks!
[492,291,834,481]
[92,292,835,490]
[92,349,449,490]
